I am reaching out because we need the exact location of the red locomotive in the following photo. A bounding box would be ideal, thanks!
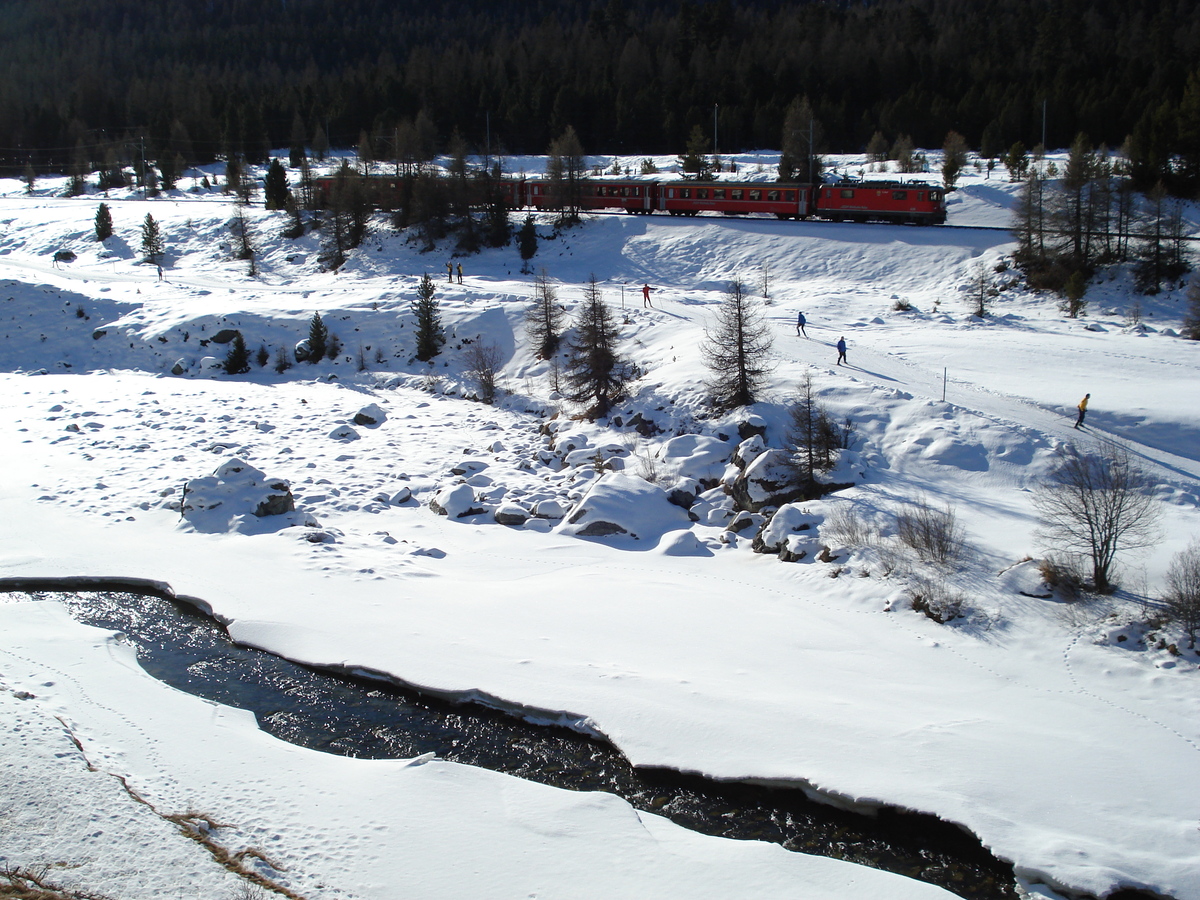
[814,180,946,225]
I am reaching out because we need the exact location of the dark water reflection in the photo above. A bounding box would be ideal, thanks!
[6,588,1016,899]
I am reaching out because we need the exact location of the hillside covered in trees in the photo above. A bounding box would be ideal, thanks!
[2,0,1200,192]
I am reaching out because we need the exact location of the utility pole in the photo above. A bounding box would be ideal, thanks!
[713,104,718,157]
[808,118,814,185]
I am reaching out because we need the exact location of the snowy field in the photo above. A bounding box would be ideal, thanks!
[1,151,1199,900]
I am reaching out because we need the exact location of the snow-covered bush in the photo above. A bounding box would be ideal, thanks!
[895,496,965,565]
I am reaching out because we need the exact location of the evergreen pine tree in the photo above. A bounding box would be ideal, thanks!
[222,333,251,374]
[1182,278,1200,341]
[95,203,113,241]
[224,158,243,196]
[679,125,712,178]
[785,371,852,493]
[289,111,307,168]
[517,214,538,272]
[141,213,164,263]
[264,159,290,210]
[563,275,632,419]
[312,124,329,162]
[779,96,823,183]
[306,311,328,363]
[546,126,585,224]
[701,278,774,411]
[233,206,255,260]
[525,269,565,359]
[941,131,970,189]
[1004,142,1030,182]
[412,274,444,362]
[891,134,916,173]
[484,193,511,248]
[866,131,889,164]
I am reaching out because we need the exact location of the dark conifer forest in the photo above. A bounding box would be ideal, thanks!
[2,0,1199,191]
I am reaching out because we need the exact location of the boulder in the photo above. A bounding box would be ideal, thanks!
[656,434,731,486]
[737,416,767,441]
[532,498,568,519]
[429,484,483,519]
[752,503,822,554]
[211,328,240,344]
[731,435,766,470]
[494,502,529,526]
[329,424,360,441]
[557,472,692,543]
[353,403,386,427]
[726,511,764,535]
[180,458,297,534]
[729,448,805,512]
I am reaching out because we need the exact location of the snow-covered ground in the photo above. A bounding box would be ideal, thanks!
[1,151,1198,900]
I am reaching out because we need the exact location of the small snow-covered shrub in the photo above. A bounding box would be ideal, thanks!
[465,341,503,404]
[895,496,964,564]
[1163,540,1200,650]
[1038,554,1086,601]
[824,502,877,548]
[909,576,967,623]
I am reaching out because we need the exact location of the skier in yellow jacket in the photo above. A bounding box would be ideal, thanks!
[1074,393,1090,429]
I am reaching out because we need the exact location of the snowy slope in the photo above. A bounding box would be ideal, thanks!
[1,154,1198,900]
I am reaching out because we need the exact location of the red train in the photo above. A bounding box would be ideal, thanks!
[524,177,945,224]
[313,173,946,225]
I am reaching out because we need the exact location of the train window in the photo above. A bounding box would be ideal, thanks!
[731,189,743,200]
[930,191,942,202]
[840,189,855,199]
[697,189,709,199]
[714,189,726,199]
[680,188,691,199]
[667,188,676,198]
[749,190,762,201]
[892,191,907,200]
[634,187,642,196]
[784,191,795,201]
[767,190,780,201]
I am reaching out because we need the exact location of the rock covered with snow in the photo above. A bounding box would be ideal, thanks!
[493,502,530,526]
[556,472,693,542]
[731,434,767,470]
[429,483,483,519]
[753,503,824,560]
[353,403,387,426]
[656,434,732,488]
[728,448,805,513]
[180,457,298,533]
[532,498,568,519]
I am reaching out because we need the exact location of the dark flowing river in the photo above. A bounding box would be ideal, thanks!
[4,587,1018,899]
